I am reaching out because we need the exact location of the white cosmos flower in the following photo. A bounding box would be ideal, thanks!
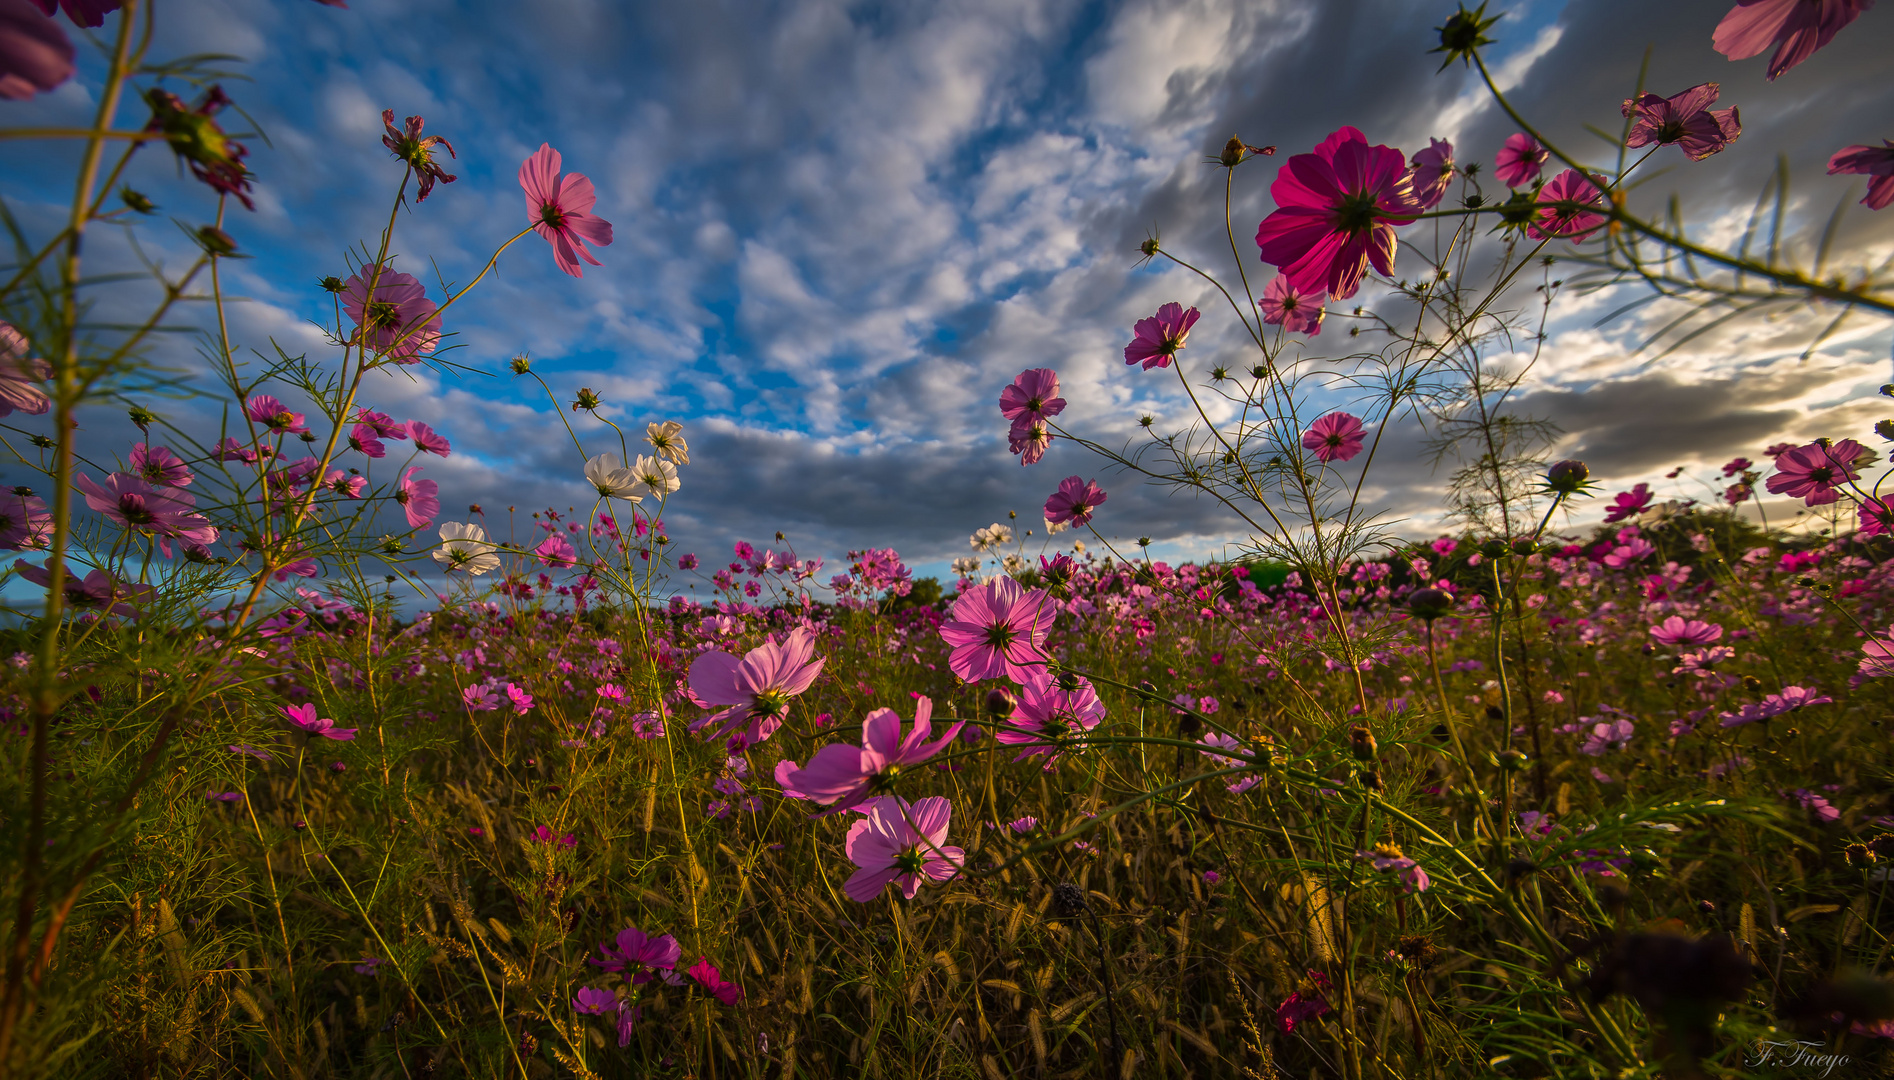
[645,421,689,465]
[950,557,981,575]
[433,521,500,576]
[584,453,643,502]
[628,454,680,497]
[970,523,1012,551]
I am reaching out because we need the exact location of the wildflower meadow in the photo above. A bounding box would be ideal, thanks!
[6,1,1894,1077]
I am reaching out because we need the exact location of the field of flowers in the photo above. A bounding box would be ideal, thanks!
[6,0,1894,1077]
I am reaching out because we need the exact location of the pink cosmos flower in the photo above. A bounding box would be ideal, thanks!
[1123,302,1201,370]
[321,470,366,499]
[1044,476,1106,527]
[1493,133,1549,188]
[1580,718,1635,756]
[535,533,577,568]
[775,697,964,814]
[0,0,75,101]
[1408,137,1455,210]
[1258,274,1325,336]
[1860,497,1894,536]
[1623,84,1742,161]
[1860,638,1894,678]
[0,321,52,416]
[13,561,153,617]
[996,670,1106,767]
[572,987,617,1015]
[589,925,682,980]
[520,144,614,278]
[246,394,308,436]
[1602,483,1654,524]
[842,795,965,902]
[1275,971,1332,1034]
[1008,419,1052,465]
[939,575,1056,683]
[0,491,51,551]
[1765,439,1861,505]
[685,958,743,1005]
[129,443,192,488]
[1007,816,1038,834]
[1713,0,1871,81]
[1721,456,1754,477]
[342,264,441,363]
[1720,685,1834,726]
[999,369,1066,427]
[688,626,825,747]
[1528,169,1608,241]
[505,683,534,714]
[408,421,450,457]
[76,472,197,536]
[1355,846,1431,894]
[283,702,357,741]
[380,109,457,202]
[1254,126,1419,300]
[1829,140,1894,211]
[1650,616,1723,647]
[30,1,123,28]
[396,466,439,529]
[354,409,408,439]
[1301,412,1366,463]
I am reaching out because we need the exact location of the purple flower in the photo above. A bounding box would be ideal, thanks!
[1122,302,1200,370]
[1622,84,1742,161]
[1528,169,1608,242]
[1602,483,1654,524]
[283,702,357,741]
[775,696,963,815]
[573,986,618,1015]
[407,421,451,458]
[1408,137,1455,210]
[1829,140,1894,210]
[1493,133,1548,188]
[590,925,682,981]
[1044,476,1107,527]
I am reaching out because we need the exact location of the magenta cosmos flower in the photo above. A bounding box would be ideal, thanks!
[1859,497,1894,536]
[1408,138,1455,210]
[1008,420,1052,466]
[687,626,825,747]
[521,143,614,278]
[999,368,1065,426]
[0,0,75,101]
[1713,0,1871,81]
[130,444,192,488]
[1355,844,1431,894]
[1276,971,1332,1034]
[0,321,52,416]
[76,473,197,536]
[408,421,451,457]
[1301,412,1366,463]
[1254,126,1420,300]
[1493,133,1549,189]
[1829,140,1894,211]
[1259,274,1325,336]
[1044,476,1106,527]
[1622,84,1742,161]
[685,958,743,1005]
[995,670,1106,768]
[1602,483,1653,523]
[30,1,124,28]
[245,394,307,436]
[1650,615,1723,647]
[939,575,1056,683]
[14,561,153,617]
[1123,302,1200,370]
[1528,170,1608,241]
[342,264,441,363]
[396,466,438,529]
[283,702,357,741]
[775,696,964,814]
[0,491,51,551]
[380,109,456,202]
[843,795,965,902]
[1765,439,1861,505]
[589,925,681,981]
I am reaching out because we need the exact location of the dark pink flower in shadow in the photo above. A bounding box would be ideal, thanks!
[1254,126,1419,300]
[1276,970,1333,1034]
[843,795,964,902]
[1493,133,1548,188]
[939,576,1055,683]
[688,627,825,747]
[1123,302,1200,369]
[1622,84,1742,161]
[14,561,154,617]
[246,394,308,436]
[776,696,964,814]
[0,491,51,551]
[521,143,614,278]
[1602,483,1654,523]
[1528,170,1608,242]
[283,703,357,741]
[1713,0,1870,81]
[380,109,456,202]
[686,958,743,1005]
[1829,140,1894,210]
[1,1,75,102]
[1044,476,1106,527]
[589,925,681,982]
[30,0,123,28]
[1300,412,1366,463]
[1259,275,1325,336]
[130,444,192,488]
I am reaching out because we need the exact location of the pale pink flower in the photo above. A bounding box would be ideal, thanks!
[1408,137,1455,210]
[938,575,1055,683]
[320,470,365,498]
[129,443,192,487]
[1123,302,1200,370]
[408,421,451,457]
[1765,439,1860,505]
[1043,476,1106,527]
[1493,133,1548,188]
[1254,126,1420,300]
[1008,419,1052,465]
[1301,412,1366,462]
[1258,274,1325,336]
[1528,170,1608,242]
[1623,84,1742,161]
[842,795,965,902]
[396,466,438,528]
[520,143,614,278]
[1713,0,1871,81]
[1649,616,1723,647]
[687,626,825,747]
[0,491,50,551]
[776,697,964,815]
[246,394,308,435]
[0,321,51,416]
[1829,140,1894,211]
[1860,637,1894,678]
[342,264,440,363]
[996,670,1106,767]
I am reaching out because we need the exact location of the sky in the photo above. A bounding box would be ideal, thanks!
[4,0,1893,596]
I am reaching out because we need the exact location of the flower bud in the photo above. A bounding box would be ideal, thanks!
[195,226,238,256]
[509,354,532,375]
[1877,419,1894,441]
[1219,135,1246,168]
[127,405,157,429]
[983,687,1016,720]
[319,275,345,293]
[1348,725,1377,762]
[1510,537,1537,558]
[119,187,156,214]
[1495,749,1528,772]
[571,387,602,412]
[1407,587,1454,621]
[1545,459,1590,493]
[1139,237,1160,258]
[1741,675,1763,693]
[1479,538,1509,560]
[1845,843,1876,868]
